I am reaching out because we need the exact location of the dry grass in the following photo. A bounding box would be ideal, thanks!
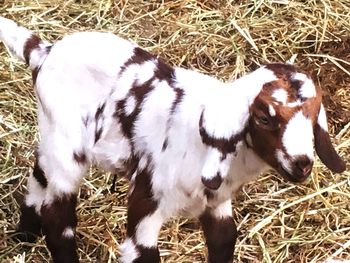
[0,0,349,262]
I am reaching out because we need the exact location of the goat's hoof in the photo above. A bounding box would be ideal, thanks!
[13,230,39,243]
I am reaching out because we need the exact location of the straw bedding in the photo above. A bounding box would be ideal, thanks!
[0,0,349,262]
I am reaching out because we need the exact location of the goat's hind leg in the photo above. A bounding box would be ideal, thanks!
[16,155,47,242]
[38,146,87,263]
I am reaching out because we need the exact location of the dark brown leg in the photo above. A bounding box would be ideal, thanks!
[120,166,163,263]
[41,194,79,263]
[16,157,46,242]
[199,200,237,263]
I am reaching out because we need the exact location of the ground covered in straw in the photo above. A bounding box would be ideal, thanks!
[0,0,349,262]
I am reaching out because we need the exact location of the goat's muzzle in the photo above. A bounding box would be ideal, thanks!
[278,156,314,183]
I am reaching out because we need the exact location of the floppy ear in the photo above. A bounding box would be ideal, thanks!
[314,104,345,173]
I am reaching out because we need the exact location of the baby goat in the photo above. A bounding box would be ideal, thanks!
[0,17,345,263]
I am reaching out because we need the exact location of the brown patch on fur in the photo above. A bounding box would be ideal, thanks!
[115,155,139,180]
[94,128,103,143]
[204,188,215,200]
[73,151,87,164]
[161,138,168,152]
[115,78,155,140]
[32,66,40,84]
[199,111,245,155]
[201,172,223,190]
[23,34,41,65]
[95,103,106,121]
[265,63,297,80]
[41,194,79,263]
[170,88,184,115]
[31,45,52,86]
[127,159,158,238]
[134,245,160,263]
[154,59,175,84]
[16,205,42,243]
[33,157,47,188]
[163,88,185,151]
[199,211,237,263]
[94,103,106,143]
[120,47,155,75]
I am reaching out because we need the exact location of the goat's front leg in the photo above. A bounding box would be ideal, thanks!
[199,199,237,263]
[41,193,80,263]
[120,168,165,263]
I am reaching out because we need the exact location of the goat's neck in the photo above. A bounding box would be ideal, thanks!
[229,134,270,184]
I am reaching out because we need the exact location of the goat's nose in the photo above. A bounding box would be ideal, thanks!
[295,158,313,176]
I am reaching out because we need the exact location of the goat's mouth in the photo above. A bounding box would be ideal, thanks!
[277,165,310,183]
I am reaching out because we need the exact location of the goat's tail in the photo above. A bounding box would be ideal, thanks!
[0,16,51,70]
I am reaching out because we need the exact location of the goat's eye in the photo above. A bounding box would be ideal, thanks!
[253,113,278,130]
[259,116,269,125]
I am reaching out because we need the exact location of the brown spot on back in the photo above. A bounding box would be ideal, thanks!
[115,78,155,140]
[120,47,155,75]
[154,59,175,84]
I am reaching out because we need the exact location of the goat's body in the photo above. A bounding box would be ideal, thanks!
[24,31,271,262]
[1,16,344,263]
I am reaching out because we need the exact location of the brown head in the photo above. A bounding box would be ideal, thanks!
[247,63,345,183]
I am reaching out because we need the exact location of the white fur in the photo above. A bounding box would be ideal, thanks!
[293,72,316,98]
[62,227,75,238]
[269,104,276,116]
[124,95,137,116]
[272,88,288,104]
[120,238,140,263]
[212,199,232,219]
[282,111,314,159]
[25,174,46,214]
[318,104,329,131]
[135,210,164,247]
[276,149,292,173]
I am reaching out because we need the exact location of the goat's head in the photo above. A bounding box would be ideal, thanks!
[247,63,345,183]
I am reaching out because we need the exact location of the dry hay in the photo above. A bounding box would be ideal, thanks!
[0,0,349,262]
